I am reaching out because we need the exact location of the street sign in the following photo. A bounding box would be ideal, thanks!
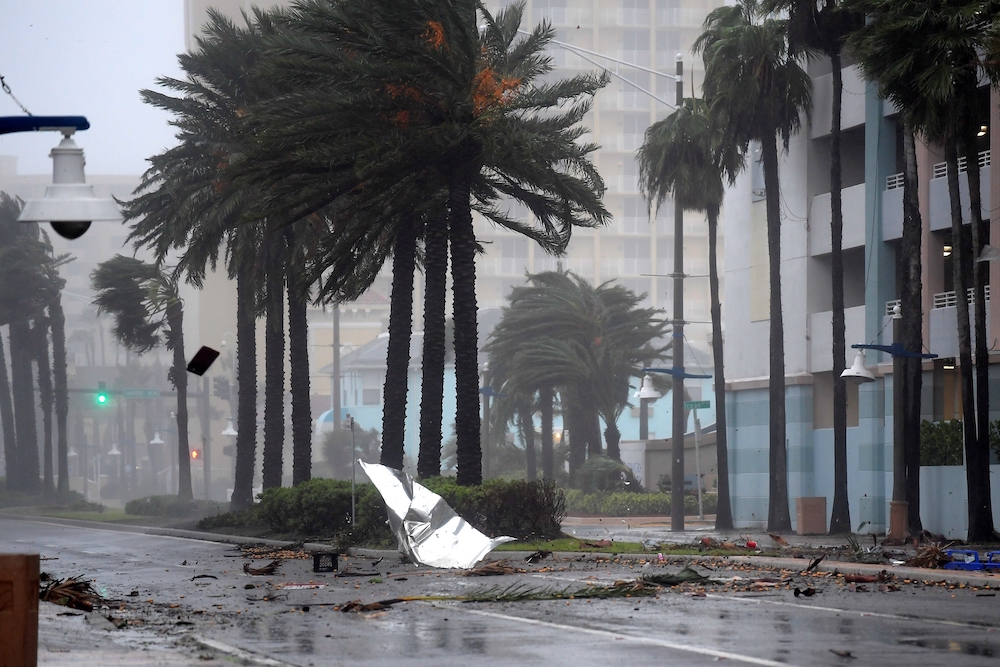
[122,389,161,399]
[684,400,710,410]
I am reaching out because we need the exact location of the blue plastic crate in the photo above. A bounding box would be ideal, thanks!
[944,549,985,571]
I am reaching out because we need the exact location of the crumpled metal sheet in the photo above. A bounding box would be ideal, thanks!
[360,461,515,569]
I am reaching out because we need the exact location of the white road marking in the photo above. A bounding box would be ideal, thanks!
[456,606,798,666]
[708,594,999,631]
[193,636,298,666]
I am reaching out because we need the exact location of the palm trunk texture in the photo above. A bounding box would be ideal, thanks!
[381,215,417,471]
[763,135,790,532]
[287,270,312,486]
[540,386,554,480]
[418,214,449,479]
[10,319,38,494]
[708,203,733,530]
[263,246,285,491]
[50,296,70,498]
[231,266,259,511]
[168,303,192,500]
[449,165,482,486]
[34,319,55,498]
[0,329,17,492]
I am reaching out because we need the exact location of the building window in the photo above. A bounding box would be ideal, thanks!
[363,388,380,405]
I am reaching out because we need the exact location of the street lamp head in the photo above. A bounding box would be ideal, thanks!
[149,431,165,446]
[634,374,662,400]
[108,442,122,457]
[221,418,238,437]
[841,350,876,384]
[16,130,120,239]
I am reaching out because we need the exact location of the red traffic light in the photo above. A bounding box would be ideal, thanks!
[190,449,202,460]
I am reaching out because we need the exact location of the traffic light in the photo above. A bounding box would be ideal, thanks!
[190,449,202,460]
[96,381,109,405]
[212,375,231,400]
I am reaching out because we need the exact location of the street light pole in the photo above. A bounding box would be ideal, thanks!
[332,305,341,432]
[671,53,686,533]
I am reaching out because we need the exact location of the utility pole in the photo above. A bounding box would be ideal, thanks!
[201,376,211,501]
[333,305,341,432]
[671,53,685,532]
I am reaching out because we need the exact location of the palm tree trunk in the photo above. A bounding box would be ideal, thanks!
[520,404,537,481]
[33,318,55,498]
[231,264,258,511]
[287,245,312,486]
[262,244,285,491]
[50,296,70,498]
[828,52,851,534]
[381,215,417,471]
[10,319,38,494]
[540,386,554,480]
[962,116,995,541]
[707,202,733,530]
[587,407,602,459]
[603,422,621,462]
[901,125,924,535]
[762,134,790,532]
[945,141,979,538]
[167,302,192,500]
[565,392,585,478]
[418,213,449,479]
[0,327,17,492]
[449,165,482,486]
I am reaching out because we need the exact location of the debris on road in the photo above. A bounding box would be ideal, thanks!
[904,543,952,569]
[525,550,551,563]
[243,559,282,576]
[39,573,102,611]
[277,582,327,590]
[464,559,525,576]
[642,566,712,586]
[361,461,515,569]
[240,544,311,560]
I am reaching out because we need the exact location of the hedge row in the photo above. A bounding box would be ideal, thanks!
[564,490,718,516]
[197,477,566,543]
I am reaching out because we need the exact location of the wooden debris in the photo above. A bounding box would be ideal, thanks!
[525,550,552,564]
[243,559,282,576]
[464,559,525,576]
[39,575,102,611]
[903,543,952,569]
[768,533,789,546]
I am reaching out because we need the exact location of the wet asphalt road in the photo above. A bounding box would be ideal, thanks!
[3,515,1000,666]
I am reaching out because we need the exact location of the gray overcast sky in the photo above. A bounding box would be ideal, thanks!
[0,0,185,176]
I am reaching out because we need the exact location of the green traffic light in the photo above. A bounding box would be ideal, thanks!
[96,381,108,405]
[97,393,107,404]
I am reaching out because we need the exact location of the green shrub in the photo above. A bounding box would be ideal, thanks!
[574,456,642,493]
[197,476,564,543]
[920,419,964,466]
[125,495,220,517]
[564,490,717,516]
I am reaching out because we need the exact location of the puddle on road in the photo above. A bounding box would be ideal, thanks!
[899,637,998,657]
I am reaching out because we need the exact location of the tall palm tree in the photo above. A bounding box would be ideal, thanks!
[850,0,1000,540]
[91,255,193,500]
[637,97,739,530]
[764,0,862,535]
[695,0,812,532]
[242,0,609,484]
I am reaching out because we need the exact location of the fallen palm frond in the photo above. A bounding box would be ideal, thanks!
[243,559,282,576]
[641,566,713,586]
[525,550,551,564]
[904,543,952,569]
[39,574,102,611]
[339,579,664,612]
[464,559,525,576]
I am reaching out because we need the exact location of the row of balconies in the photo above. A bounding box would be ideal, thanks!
[531,7,708,28]
[483,256,710,278]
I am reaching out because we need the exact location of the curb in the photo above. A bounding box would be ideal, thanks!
[724,555,1000,587]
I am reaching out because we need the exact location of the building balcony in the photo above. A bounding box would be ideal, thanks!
[480,257,529,277]
[534,256,595,275]
[600,91,653,112]
[655,8,709,26]
[613,174,641,194]
[928,287,991,359]
[809,65,867,138]
[928,151,991,232]
[808,183,866,255]
[603,134,645,153]
[882,173,904,241]
[531,7,592,26]
[808,305,866,373]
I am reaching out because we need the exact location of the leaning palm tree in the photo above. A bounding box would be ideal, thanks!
[637,97,739,530]
[764,0,862,535]
[91,255,193,500]
[242,0,610,485]
[695,0,812,532]
[851,0,999,541]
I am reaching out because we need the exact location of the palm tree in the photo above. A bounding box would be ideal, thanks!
[637,97,739,530]
[850,0,1000,540]
[695,0,812,532]
[241,0,610,484]
[764,0,862,535]
[91,255,193,500]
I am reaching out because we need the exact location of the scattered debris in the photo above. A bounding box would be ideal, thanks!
[525,550,551,564]
[642,566,712,586]
[276,582,327,590]
[903,543,952,569]
[768,533,789,546]
[464,559,525,576]
[804,556,825,572]
[191,574,218,581]
[581,540,612,548]
[39,574,102,611]
[243,559,282,576]
[830,649,856,659]
[842,572,891,584]
[240,545,311,560]
[793,587,817,597]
